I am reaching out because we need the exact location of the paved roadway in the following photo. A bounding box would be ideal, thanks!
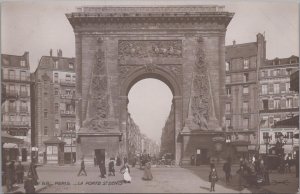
[36,164,298,193]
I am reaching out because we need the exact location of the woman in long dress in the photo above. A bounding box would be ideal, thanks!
[142,162,153,181]
[121,163,131,183]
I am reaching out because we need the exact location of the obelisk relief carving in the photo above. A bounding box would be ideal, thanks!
[183,37,221,131]
[83,39,117,132]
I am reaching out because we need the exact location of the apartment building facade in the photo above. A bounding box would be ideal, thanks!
[32,50,76,164]
[1,52,31,161]
[259,56,299,155]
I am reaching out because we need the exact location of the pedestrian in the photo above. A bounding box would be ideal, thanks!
[191,155,195,166]
[209,165,218,192]
[28,162,39,185]
[287,155,292,173]
[120,163,131,183]
[24,175,35,193]
[142,162,153,181]
[94,156,97,167]
[237,165,246,190]
[77,158,87,176]
[6,161,15,192]
[99,160,106,178]
[116,156,121,166]
[16,161,24,184]
[223,158,231,184]
[108,158,115,176]
[132,156,137,167]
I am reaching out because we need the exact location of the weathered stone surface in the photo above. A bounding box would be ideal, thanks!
[66,6,234,164]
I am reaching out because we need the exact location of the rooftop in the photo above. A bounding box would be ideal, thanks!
[1,52,30,69]
[225,42,257,60]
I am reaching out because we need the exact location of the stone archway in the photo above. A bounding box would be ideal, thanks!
[66,6,234,165]
[119,65,183,164]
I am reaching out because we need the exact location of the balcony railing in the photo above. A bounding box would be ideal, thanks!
[19,92,29,98]
[2,121,30,127]
[60,110,76,117]
[60,80,76,86]
[60,94,74,99]
[3,74,30,82]
[6,91,18,99]
[20,107,29,113]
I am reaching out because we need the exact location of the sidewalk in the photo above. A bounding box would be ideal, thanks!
[2,183,48,194]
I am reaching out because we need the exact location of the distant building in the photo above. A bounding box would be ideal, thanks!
[222,33,265,158]
[32,49,76,164]
[258,56,299,155]
[160,104,175,156]
[1,52,31,161]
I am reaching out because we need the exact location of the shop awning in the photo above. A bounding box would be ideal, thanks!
[1,131,24,144]
[3,143,18,148]
[273,116,299,128]
[43,136,65,144]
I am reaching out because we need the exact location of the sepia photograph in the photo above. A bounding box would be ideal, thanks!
[1,0,299,193]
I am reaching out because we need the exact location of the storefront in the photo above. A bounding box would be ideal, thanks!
[43,136,65,165]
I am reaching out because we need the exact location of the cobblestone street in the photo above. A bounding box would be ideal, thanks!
[36,164,299,193]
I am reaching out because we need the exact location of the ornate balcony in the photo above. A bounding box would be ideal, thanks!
[60,110,76,117]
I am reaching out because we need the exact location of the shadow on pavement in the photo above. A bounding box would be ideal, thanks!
[182,166,271,194]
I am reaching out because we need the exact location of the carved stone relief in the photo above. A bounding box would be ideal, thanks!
[118,40,182,58]
[83,45,114,131]
[190,37,209,130]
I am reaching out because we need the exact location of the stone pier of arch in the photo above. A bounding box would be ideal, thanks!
[66,6,234,165]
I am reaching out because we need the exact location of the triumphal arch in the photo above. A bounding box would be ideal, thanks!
[66,6,234,165]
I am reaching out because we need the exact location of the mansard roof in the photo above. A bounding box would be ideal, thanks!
[1,52,30,69]
[37,55,75,72]
[225,42,258,60]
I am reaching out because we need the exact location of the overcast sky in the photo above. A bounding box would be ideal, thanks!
[1,0,299,143]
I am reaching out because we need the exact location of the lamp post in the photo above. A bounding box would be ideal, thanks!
[263,135,272,155]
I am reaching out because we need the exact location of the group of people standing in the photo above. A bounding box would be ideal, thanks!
[78,155,154,183]
[4,160,38,193]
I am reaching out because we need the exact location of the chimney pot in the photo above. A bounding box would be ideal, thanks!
[233,40,236,45]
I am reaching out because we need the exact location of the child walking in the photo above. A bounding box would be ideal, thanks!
[209,165,218,192]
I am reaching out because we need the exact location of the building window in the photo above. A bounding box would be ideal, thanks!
[274,99,280,109]
[225,119,231,128]
[55,61,58,69]
[226,75,231,83]
[243,118,249,129]
[55,103,59,112]
[287,132,293,139]
[67,122,76,131]
[226,87,231,96]
[243,73,249,82]
[274,132,282,139]
[54,73,58,83]
[262,99,269,110]
[262,84,268,94]
[243,59,249,69]
[66,74,71,82]
[69,63,74,69]
[243,86,249,94]
[72,75,76,82]
[225,61,230,71]
[243,102,249,113]
[286,98,292,108]
[55,120,59,129]
[261,70,267,77]
[286,83,290,92]
[263,132,269,139]
[20,60,26,67]
[225,103,231,114]
[54,88,59,96]
[274,84,280,94]
[9,70,15,80]
[20,71,27,81]
[44,126,48,135]
[44,109,48,119]
[66,89,71,95]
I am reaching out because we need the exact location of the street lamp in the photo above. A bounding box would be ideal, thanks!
[263,135,272,155]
